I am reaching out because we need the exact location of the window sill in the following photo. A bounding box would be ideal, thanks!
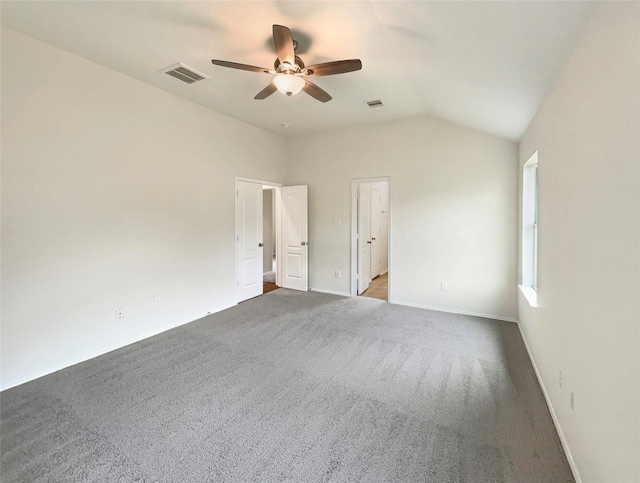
[519,285,538,308]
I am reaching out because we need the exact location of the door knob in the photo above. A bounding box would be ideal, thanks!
[258,243,264,247]
[367,241,372,244]
[372,237,376,241]
[301,241,307,246]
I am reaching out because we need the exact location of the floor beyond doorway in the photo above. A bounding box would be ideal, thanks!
[263,282,279,294]
[263,260,278,294]
[361,272,388,301]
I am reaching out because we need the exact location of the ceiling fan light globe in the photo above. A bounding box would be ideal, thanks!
[273,74,305,96]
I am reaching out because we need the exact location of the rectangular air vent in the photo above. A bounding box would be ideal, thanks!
[366,99,384,108]
[162,63,208,84]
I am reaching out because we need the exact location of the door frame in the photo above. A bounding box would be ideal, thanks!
[235,177,283,303]
[350,177,392,299]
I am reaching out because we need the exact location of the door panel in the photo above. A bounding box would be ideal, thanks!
[281,185,308,291]
[286,253,302,278]
[242,258,259,284]
[358,183,371,294]
[236,180,263,302]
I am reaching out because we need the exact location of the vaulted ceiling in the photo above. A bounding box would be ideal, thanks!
[1,1,594,140]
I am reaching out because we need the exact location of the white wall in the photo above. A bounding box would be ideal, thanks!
[287,116,519,321]
[0,29,286,389]
[517,3,639,482]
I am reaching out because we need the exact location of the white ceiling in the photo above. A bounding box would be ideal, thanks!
[1,1,594,141]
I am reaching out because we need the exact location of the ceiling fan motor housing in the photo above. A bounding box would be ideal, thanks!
[274,56,306,74]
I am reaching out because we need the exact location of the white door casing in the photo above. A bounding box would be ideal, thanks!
[370,187,381,279]
[236,180,264,302]
[358,183,371,294]
[281,185,308,291]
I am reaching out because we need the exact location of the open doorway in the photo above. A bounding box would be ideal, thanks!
[235,177,309,304]
[262,187,278,294]
[351,178,390,301]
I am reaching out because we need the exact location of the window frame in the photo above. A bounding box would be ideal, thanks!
[520,151,538,307]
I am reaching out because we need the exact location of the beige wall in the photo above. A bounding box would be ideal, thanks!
[518,3,640,481]
[287,116,519,320]
[0,29,287,389]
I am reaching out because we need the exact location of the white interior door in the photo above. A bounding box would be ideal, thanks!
[370,187,381,279]
[358,183,371,294]
[281,185,308,291]
[236,180,263,302]
[380,210,389,274]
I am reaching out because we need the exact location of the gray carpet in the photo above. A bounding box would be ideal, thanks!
[1,290,573,482]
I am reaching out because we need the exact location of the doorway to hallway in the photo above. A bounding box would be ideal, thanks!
[235,178,309,304]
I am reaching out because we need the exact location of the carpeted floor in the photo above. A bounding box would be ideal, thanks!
[1,290,573,482]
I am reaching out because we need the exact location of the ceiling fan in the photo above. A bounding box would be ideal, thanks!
[211,25,362,103]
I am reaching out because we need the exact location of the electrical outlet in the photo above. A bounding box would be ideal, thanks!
[570,391,575,411]
[559,370,564,388]
[115,307,123,319]
[441,282,448,292]
[335,270,341,278]
[154,298,162,309]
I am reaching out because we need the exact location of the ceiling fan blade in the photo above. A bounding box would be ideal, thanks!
[211,59,270,74]
[302,80,332,103]
[272,25,295,66]
[254,83,277,100]
[304,59,363,77]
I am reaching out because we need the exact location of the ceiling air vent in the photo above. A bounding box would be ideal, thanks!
[162,63,208,84]
[366,100,384,108]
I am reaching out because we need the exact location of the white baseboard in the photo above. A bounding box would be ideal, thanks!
[310,288,351,297]
[0,302,237,392]
[517,323,582,483]
[389,299,518,323]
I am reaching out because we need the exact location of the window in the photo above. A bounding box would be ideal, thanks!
[521,151,538,307]
[532,164,538,290]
